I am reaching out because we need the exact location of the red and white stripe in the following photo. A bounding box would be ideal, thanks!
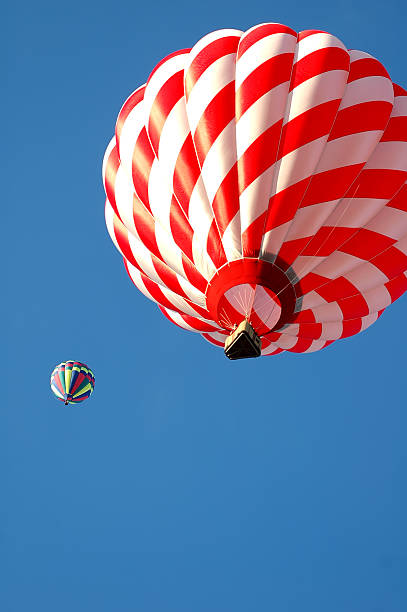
[185,29,243,260]
[235,23,298,257]
[259,30,351,259]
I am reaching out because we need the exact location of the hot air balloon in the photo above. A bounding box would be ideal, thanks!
[50,361,95,405]
[103,23,407,359]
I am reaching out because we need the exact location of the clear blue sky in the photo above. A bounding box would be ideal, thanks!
[3,1,407,610]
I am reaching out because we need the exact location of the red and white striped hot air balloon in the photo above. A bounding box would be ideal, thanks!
[103,23,407,359]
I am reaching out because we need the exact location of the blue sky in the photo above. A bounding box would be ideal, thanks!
[3,0,407,610]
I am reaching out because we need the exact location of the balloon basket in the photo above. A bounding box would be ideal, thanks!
[224,320,261,360]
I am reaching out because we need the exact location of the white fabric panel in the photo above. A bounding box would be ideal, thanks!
[113,164,138,234]
[235,31,296,88]
[176,275,206,307]
[222,212,242,260]
[126,261,204,316]
[361,285,392,313]
[261,341,282,355]
[198,120,242,259]
[143,53,187,124]
[272,334,299,350]
[301,339,329,353]
[312,252,364,279]
[392,94,407,117]
[236,84,289,156]
[188,176,218,273]
[366,142,407,171]
[278,323,300,336]
[117,92,146,168]
[366,207,407,241]
[325,197,388,229]
[184,29,242,75]
[339,75,394,110]
[309,300,343,322]
[186,54,237,132]
[239,166,278,235]
[296,32,347,62]
[148,160,173,234]
[301,290,328,310]
[202,330,228,344]
[271,137,329,193]
[161,308,221,332]
[283,200,339,240]
[316,132,384,173]
[102,137,116,183]
[285,70,348,121]
[104,202,121,253]
[113,158,193,285]
[151,221,187,278]
[291,255,325,280]
[344,262,389,293]
[252,286,282,324]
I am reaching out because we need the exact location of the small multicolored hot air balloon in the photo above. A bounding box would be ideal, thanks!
[50,361,95,405]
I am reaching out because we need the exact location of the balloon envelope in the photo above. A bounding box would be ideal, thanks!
[50,361,95,404]
[103,23,407,357]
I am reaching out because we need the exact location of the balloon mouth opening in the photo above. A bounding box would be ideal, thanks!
[205,258,297,336]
